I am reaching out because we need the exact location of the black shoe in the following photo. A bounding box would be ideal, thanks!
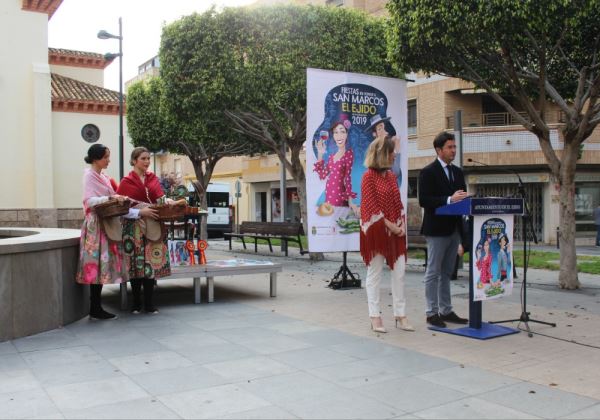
[142,278,157,314]
[131,305,142,314]
[89,308,117,320]
[426,314,447,328]
[440,311,468,324]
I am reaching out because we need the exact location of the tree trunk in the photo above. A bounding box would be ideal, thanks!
[197,190,208,242]
[190,169,208,242]
[557,141,580,289]
[288,149,324,261]
[190,159,218,242]
[295,172,308,235]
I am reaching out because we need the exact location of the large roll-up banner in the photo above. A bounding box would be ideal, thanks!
[306,68,408,253]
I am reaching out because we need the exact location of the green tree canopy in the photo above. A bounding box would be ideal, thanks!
[387,0,600,289]
[132,4,399,243]
[127,77,170,152]
[214,5,398,234]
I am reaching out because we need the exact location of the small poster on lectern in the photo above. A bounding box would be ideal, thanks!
[472,215,515,301]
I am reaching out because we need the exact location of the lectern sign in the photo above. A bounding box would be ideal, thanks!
[438,197,524,216]
[473,216,514,301]
[471,198,524,215]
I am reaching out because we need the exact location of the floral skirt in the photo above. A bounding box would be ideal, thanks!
[122,219,171,280]
[75,213,128,285]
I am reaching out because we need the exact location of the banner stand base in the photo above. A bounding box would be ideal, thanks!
[428,322,519,340]
[328,278,361,290]
[328,252,361,290]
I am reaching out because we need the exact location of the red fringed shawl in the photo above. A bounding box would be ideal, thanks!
[116,171,164,204]
[360,168,406,269]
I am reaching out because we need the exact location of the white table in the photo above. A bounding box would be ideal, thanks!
[119,259,283,309]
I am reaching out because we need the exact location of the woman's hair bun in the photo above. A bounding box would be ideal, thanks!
[85,144,108,164]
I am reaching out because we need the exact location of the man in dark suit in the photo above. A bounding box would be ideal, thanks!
[418,131,469,328]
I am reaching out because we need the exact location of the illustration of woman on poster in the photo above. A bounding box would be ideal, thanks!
[366,114,403,189]
[497,233,511,282]
[475,238,493,285]
[313,118,360,215]
[311,84,399,220]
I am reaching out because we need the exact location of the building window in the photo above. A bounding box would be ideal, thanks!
[575,183,600,233]
[270,188,301,223]
[407,99,417,136]
[476,183,543,241]
[326,0,344,6]
[407,176,418,199]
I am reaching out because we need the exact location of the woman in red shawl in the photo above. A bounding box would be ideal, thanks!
[117,147,172,314]
[360,136,414,334]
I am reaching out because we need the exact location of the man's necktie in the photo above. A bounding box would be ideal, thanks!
[447,164,454,185]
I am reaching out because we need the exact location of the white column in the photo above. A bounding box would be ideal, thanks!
[32,62,54,208]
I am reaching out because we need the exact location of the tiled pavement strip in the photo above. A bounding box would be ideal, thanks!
[1,241,600,419]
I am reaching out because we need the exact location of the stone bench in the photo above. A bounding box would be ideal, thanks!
[119,259,283,309]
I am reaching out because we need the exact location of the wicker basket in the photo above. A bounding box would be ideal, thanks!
[151,204,187,221]
[185,206,199,215]
[95,199,131,218]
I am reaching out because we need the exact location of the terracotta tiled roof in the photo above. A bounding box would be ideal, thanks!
[49,48,104,61]
[51,73,125,115]
[49,48,115,69]
[22,0,63,19]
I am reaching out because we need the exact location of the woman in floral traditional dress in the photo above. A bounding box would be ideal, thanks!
[314,121,360,215]
[76,144,156,320]
[117,147,176,314]
[360,136,413,333]
[476,238,493,285]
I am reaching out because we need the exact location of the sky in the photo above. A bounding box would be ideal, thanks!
[48,0,256,91]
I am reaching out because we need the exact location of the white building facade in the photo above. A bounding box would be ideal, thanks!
[0,1,131,228]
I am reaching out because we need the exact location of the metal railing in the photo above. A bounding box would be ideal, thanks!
[482,112,529,126]
[447,110,564,129]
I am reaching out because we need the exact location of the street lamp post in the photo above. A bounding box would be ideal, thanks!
[98,17,124,179]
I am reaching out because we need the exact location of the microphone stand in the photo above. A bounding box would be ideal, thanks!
[488,171,556,337]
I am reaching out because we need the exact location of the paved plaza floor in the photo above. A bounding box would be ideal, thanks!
[1,241,600,419]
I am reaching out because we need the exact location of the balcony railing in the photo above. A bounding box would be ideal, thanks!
[484,111,529,126]
[447,110,565,129]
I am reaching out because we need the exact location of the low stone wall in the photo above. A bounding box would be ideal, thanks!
[57,208,84,229]
[0,208,84,229]
[0,228,87,341]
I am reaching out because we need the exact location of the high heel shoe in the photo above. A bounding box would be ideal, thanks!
[370,317,387,333]
[395,316,415,331]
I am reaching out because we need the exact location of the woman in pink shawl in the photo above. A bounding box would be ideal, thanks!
[75,144,156,320]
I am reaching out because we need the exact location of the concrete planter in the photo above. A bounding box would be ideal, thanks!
[0,228,87,341]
